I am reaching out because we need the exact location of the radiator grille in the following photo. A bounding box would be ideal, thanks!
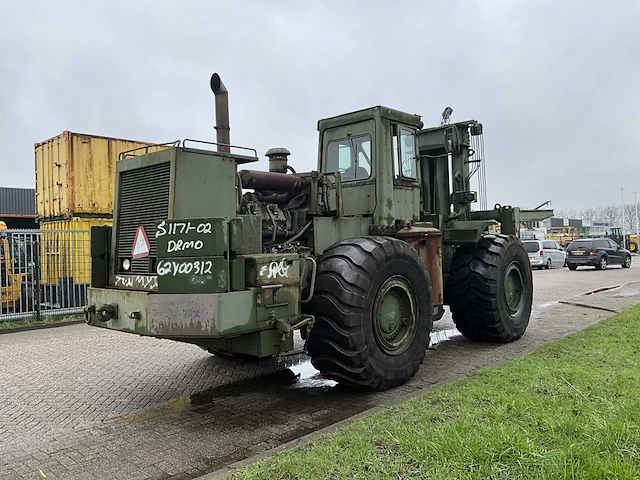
[117,162,170,274]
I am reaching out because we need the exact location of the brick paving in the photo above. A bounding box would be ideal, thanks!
[0,261,637,479]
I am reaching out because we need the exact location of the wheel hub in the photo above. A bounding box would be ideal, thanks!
[504,261,525,316]
[373,276,417,355]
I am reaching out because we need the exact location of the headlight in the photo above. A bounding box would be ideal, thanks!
[122,258,131,271]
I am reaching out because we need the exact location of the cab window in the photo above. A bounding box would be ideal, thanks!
[399,128,417,179]
[324,134,372,181]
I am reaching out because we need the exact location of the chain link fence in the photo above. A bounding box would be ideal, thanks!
[1,229,91,321]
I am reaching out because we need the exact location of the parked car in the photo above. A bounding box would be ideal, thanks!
[523,240,566,269]
[565,238,632,270]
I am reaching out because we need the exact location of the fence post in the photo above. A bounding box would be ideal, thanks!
[34,235,42,322]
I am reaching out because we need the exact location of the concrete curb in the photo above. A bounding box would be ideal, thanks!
[0,319,84,335]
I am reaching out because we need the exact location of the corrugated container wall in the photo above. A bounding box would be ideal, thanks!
[39,217,112,285]
[35,131,164,220]
[0,187,36,215]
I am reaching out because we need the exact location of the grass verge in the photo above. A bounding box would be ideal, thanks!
[0,313,82,330]
[232,304,640,479]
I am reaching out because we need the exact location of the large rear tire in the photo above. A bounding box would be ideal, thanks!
[305,236,433,391]
[445,234,533,343]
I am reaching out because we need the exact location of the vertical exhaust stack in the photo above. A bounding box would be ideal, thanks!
[210,73,230,153]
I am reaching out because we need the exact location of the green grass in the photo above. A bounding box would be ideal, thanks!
[232,305,640,480]
[0,313,82,330]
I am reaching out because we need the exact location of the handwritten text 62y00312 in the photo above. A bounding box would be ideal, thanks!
[157,260,213,276]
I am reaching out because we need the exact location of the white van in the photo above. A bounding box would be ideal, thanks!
[523,240,565,269]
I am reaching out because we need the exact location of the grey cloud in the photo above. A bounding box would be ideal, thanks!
[1,0,639,213]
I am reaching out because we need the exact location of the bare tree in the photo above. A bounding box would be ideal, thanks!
[600,206,620,226]
[581,208,598,221]
[624,204,638,232]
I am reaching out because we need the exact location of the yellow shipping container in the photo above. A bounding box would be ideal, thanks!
[39,217,112,286]
[35,131,163,220]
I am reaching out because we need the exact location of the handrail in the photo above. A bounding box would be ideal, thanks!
[182,139,258,158]
[118,140,180,160]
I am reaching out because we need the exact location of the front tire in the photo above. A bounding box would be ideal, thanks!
[623,255,632,268]
[305,236,433,391]
[445,234,533,343]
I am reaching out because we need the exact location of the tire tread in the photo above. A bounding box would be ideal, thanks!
[445,234,532,343]
[305,236,432,391]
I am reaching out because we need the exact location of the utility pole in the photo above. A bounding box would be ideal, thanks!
[621,187,625,249]
[635,191,639,249]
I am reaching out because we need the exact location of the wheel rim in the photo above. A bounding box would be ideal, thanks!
[373,276,417,355]
[547,259,551,268]
[601,258,607,269]
[625,256,631,267]
[504,261,525,317]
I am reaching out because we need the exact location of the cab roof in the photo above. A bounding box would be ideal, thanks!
[317,106,423,131]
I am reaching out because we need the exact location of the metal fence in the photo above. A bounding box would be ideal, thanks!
[1,229,91,321]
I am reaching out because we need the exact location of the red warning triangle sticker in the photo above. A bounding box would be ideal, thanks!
[131,226,151,259]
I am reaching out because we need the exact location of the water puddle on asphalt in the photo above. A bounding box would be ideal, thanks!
[288,360,338,389]
[285,328,463,388]
[110,328,465,428]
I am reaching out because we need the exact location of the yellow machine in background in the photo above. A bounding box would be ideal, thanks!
[0,221,25,311]
[546,226,581,247]
[608,228,638,253]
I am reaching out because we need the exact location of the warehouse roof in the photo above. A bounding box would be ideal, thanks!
[0,187,36,217]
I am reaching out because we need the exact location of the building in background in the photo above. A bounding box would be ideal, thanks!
[586,221,617,237]
[0,187,37,229]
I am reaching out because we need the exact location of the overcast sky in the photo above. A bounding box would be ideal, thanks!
[1,0,639,213]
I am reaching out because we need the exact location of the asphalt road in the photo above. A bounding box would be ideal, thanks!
[1,260,638,480]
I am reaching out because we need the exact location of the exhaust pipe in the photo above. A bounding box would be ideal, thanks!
[210,73,230,153]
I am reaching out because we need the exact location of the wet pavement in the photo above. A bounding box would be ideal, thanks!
[1,263,639,480]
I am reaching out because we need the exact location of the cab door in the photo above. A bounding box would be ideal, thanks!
[391,125,421,222]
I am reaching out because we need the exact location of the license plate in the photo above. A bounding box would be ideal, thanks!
[573,251,584,255]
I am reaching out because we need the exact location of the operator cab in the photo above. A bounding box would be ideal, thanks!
[317,106,424,227]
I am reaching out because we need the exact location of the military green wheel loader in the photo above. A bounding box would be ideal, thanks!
[85,73,553,391]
